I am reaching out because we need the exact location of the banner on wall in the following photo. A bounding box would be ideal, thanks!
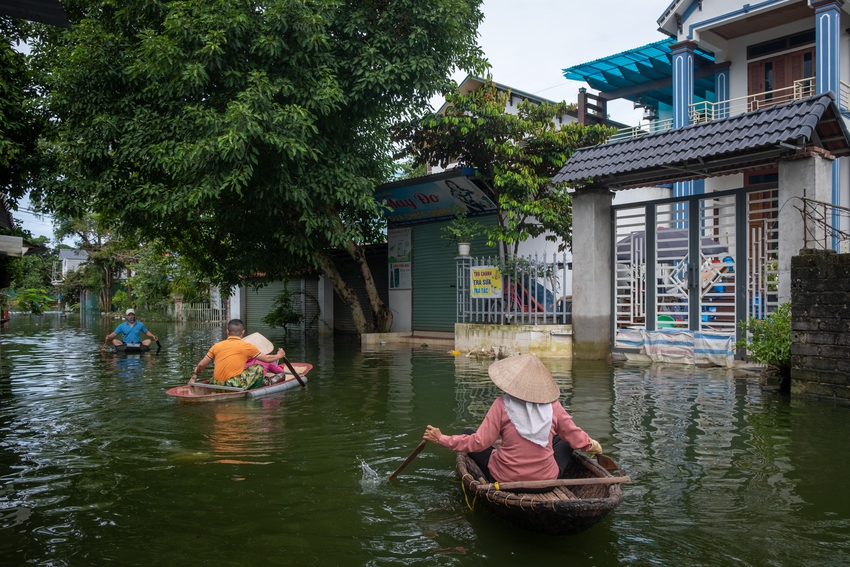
[470,266,502,298]
[375,173,497,226]
[388,227,412,290]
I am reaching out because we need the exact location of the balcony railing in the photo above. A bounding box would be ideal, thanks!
[608,77,845,144]
[607,119,673,143]
[690,78,816,124]
[840,80,850,111]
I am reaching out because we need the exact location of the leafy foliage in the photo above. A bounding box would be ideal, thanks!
[16,287,54,314]
[440,207,482,244]
[734,302,792,374]
[0,17,45,206]
[398,79,615,253]
[30,0,486,333]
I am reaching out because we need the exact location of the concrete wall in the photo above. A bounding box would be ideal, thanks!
[455,323,573,358]
[790,248,850,401]
[778,150,835,303]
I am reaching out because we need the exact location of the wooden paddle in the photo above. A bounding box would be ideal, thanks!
[281,356,306,388]
[482,476,631,492]
[99,337,109,352]
[186,382,248,392]
[595,453,620,472]
[388,440,427,480]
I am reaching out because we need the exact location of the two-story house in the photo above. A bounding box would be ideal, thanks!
[559,0,850,360]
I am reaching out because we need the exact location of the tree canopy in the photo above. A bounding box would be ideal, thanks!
[31,0,486,333]
[398,80,615,252]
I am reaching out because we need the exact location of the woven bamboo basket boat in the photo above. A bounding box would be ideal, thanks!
[456,451,624,536]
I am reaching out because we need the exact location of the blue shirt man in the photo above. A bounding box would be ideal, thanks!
[106,309,158,346]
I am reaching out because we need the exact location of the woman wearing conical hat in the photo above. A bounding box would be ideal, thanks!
[423,354,602,483]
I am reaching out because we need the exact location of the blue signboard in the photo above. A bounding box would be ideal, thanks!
[375,175,497,226]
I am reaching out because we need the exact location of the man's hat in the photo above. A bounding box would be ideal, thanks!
[125,308,135,315]
[487,354,560,403]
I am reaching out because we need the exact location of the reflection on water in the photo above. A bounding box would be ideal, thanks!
[1,314,849,566]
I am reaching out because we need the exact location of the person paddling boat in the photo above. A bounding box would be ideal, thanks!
[423,354,603,486]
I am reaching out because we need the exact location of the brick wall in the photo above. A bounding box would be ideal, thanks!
[790,249,850,400]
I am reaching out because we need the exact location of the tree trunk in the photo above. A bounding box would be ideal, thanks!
[314,252,370,335]
[345,240,393,333]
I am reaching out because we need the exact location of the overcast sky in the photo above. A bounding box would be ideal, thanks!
[18,0,674,242]
[440,0,675,120]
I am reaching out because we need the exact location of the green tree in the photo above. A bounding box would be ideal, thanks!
[398,79,615,253]
[8,234,54,291]
[0,17,45,208]
[54,213,136,312]
[31,0,485,334]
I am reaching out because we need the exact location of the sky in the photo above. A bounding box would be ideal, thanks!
[439,0,675,118]
[16,0,675,242]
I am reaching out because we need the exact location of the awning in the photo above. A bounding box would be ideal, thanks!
[563,39,715,108]
[0,235,48,257]
[375,169,497,226]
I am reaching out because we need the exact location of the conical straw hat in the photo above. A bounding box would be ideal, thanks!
[242,332,274,354]
[487,354,560,403]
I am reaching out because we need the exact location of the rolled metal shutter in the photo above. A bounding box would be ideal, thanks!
[246,278,320,333]
[413,216,497,331]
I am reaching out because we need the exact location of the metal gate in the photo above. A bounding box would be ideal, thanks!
[612,186,779,346]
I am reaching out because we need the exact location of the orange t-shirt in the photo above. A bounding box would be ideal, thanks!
[207,337,261,381]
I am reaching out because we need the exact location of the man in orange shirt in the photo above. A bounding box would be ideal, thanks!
[190,319,286,389]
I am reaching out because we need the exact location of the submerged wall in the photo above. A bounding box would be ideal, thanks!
[790,249,850,401]
[454,323,573,358]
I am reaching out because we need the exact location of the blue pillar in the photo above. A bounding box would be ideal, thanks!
[672,41,697,202]
[814,0,843,248]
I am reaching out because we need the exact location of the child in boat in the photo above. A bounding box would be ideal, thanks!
[423,354,602,484]
[243,359,288,384]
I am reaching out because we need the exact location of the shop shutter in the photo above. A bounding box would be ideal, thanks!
[246,278,320,334]
[413,216,498,331]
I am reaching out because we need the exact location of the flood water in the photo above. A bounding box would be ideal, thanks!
[1,314,849,566]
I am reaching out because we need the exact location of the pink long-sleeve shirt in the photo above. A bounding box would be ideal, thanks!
[437,396,593,482]
[243,359,286,375]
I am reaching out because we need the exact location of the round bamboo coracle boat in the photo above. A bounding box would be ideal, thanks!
[456,452,624,536]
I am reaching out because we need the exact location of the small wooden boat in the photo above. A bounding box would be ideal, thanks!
[114,343,150,353]
[165,363,313,403]
[456,451,624,536]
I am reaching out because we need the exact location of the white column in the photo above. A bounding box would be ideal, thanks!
[571,186,614,360]
[317,275,335,335]
[778,152,834,303]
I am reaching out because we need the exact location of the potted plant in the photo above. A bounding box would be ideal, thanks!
[440,208,481,256]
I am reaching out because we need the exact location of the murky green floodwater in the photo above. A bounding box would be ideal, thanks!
[1,314,849,566]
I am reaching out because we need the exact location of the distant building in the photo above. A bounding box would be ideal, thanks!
[57,249,88,277]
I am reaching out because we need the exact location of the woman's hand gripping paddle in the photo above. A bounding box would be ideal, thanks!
[388,440,427,481]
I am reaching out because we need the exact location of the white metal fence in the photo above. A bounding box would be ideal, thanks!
[456,253,571,325]
[167,302,224,322]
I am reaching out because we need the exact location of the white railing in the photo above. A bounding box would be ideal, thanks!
[690,78,816,124]
[608,78,831,143]
[608,118,674,143]
[840,80,850,111]
[168,302,224,322]
[456,253,571,326]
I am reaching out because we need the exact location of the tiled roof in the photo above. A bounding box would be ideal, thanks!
[58,249,89,261]
[554,92,850,190]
